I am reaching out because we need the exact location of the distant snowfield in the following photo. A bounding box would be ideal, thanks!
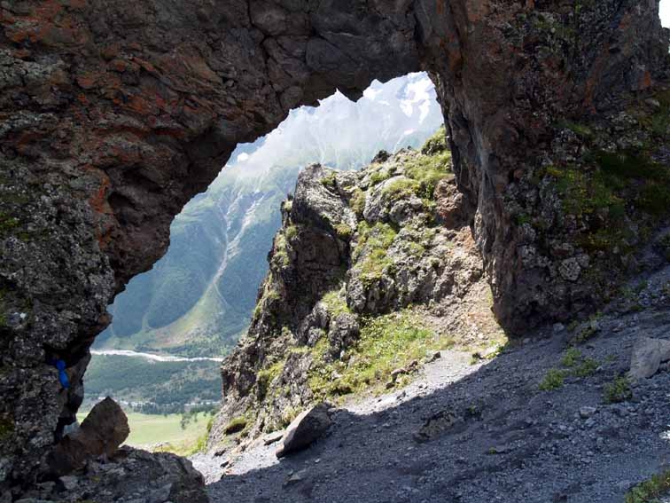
[91,349,224,363]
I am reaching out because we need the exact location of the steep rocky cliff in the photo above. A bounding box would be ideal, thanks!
[211,130,505,443]
[0,0,669,497]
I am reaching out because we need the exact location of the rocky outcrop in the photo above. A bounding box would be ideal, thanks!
[211,133,503,445]
[0,0,668,494]
[9,447,208,503]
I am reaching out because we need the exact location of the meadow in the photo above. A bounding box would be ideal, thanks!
[77,410,211,454]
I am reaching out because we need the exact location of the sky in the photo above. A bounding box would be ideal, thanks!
[662,0,669,27]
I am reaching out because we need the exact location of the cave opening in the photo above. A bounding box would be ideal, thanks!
[78,72,447,453]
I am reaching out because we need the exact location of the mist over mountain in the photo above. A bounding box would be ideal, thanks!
[95,72,444,357]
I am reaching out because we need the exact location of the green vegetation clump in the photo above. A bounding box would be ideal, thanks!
[544,164,625,219]
[369,169,392,186]
[256,360,285,400]
[541,136,670,260]
[421,125,448,155]
[320,289,350,318]
[352,222,397,284]
[540,348,600,391]
[560,347,582,367]
[223,416,248,435]
[625,470,670,503]
[573,357,599,378]
[321,172,338,189]
[403,150,452,199]
[349,188,366,216]
[308,311,453,401]
[0,212,19,237]
[382,178,421,203]
[603,376,633,403]
[285,225,298,241]
[334,223,353,240]
[539,368,565,391]
[272,233,291,269]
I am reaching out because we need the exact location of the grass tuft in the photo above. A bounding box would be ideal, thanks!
[308,311,453,401]
[223,416,248,435]
[539,369,566,391]
[625,469,670,503]
[603,376,633,403]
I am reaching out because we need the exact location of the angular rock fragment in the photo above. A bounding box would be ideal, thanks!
[628,337,670,380]
[414,410,458,443]
[276,404,332,458]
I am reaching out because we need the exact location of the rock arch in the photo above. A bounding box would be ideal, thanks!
[0,0,666,488]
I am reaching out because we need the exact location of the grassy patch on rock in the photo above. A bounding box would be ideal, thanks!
[223,415,248,435]
[352,222,397,284]
[308,310,454,402]
[603,376,633,404]
[539,348,600,391]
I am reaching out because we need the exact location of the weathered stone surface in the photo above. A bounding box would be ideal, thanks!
[14,447,207,503]
[276,404,332,458]
[0,0,668,493]
[47,397,129,476]
[629,337,670,381]
[213,143,501,441]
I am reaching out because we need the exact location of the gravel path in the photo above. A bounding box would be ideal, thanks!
[198,265,670,503]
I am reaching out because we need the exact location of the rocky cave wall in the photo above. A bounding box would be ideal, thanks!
[0,0,667,491]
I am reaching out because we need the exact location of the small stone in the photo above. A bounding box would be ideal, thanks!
[263,431,284,446]
[579,406,597,419]
[645,98,661,109]
[284,469,308,486]
[59,475,79,491]
[425,350,442,363]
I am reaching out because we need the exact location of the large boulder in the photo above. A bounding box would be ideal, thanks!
[629,337,670,381]
[46,397,129,476]
[276,404,332,458]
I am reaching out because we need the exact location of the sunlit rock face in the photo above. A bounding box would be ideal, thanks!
[0,0,667,493]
